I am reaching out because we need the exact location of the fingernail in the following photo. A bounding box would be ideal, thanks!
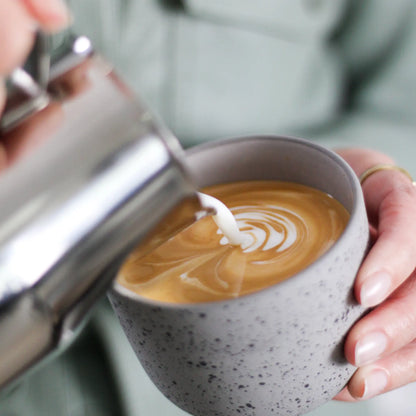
[355,331,388,366]
[361,369,389,399]
[360,271,392,307]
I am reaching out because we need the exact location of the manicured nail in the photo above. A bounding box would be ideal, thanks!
[361,369,388,399]
[355,331,388,366]
[360,271,392,307]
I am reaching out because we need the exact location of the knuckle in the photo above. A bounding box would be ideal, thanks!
[0,33,34,75]
[393,340,416,381]
[391,271,416,302]
[380,186,416,222]
[390,183,415,202]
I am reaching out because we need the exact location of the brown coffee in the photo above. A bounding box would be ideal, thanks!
[118,181,349,303]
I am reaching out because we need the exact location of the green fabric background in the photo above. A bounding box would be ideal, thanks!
[1,0,416,415]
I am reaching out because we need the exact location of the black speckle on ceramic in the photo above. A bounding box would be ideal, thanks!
[109,136,369,416]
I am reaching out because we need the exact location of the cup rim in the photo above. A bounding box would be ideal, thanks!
[111,134,364,308]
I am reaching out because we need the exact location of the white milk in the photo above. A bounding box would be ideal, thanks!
[198,193,245,246]
[198,193,300,254]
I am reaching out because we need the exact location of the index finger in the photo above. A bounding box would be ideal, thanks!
[0,0,36,75]
[355,169,416,307]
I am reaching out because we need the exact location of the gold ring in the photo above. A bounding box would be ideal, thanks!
[359,164,415,186]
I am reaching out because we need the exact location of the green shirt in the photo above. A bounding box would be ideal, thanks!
[69,0,416,175]
[1,1,415,415]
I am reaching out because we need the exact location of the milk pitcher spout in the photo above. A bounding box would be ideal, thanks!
[0,32,203,390]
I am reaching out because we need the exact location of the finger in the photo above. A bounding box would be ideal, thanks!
[333,386,357,402]
[347,338,416,400]
[356,171,416,307]
[20,0,71,32]
[336,148,395,179]
[344,270,416,367]
[0,0,36,75]
[0,79,6,115]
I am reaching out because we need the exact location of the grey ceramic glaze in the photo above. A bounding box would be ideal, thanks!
[109,136,369,416]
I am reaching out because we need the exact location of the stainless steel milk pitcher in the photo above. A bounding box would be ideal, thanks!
[0,32,203,390]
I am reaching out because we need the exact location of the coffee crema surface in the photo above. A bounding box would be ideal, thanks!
[118,181,349,303]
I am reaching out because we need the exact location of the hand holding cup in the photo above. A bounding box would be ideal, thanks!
[110,136,370,416]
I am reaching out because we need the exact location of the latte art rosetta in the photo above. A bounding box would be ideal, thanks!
[118,181,349,303]
[220,205,304,254]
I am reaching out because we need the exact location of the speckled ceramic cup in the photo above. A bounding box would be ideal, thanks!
[109,136,369,416]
